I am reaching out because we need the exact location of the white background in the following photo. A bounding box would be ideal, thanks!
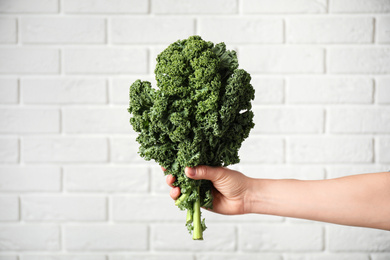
[0,0,390,259]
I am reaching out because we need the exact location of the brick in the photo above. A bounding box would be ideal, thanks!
[152,224,236,251]
[151,165,171,194]
[240,47,324,74]
[0,48,59,74]
[111,17,195,44]
[197,253,281,260]
[152,0,237,14]
[21,195,106,221]
[328,47,390,74]
[23,137,108,163]
[199,17,283,44]
[21,17,105,44]
[328,225,390,251]
[64,165,148,192]
[65,224,147,251]
[239,224,323,251]
[0,166,61,191]
[377,16,390,43]
[0,78,18,104]
[377,137,390,163]
[0,138,18,163]
[251,77,284,105]
[288,137,373,163]
[0,224,60,250]
[0,0,58,13]
[63,0,148,13]
[110,137,155,164]
[112,195,180,221]
[284,253,369,260]
[240,165,325,180]
[0,256,17,260]
[376,77,390,103]
[327,165,390,179]
[239,136,284,163]
[0,108,59,134]
[0,18,16,43]
[287,77,373,104]
[242,0,327,13]
[21,78,106,104]
[287,17,373,43]
[0,196,18,221]
[110,254,194,260]
[328,107,390,133]
[64,48,147,74]
[330,0,390,13]
[21,255,106,260]
[371,254,390,260]
[110,76,154,104]
[253,107,324,133]
[62,107,129,134]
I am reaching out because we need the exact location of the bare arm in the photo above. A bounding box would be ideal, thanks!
[246,172,390,230]
[166,167,390,231]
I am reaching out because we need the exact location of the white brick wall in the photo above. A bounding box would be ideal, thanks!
[0,0,389,259]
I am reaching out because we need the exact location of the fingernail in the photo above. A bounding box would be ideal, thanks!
[186,167,196,177]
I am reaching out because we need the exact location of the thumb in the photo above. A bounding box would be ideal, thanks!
[185,165,224,182]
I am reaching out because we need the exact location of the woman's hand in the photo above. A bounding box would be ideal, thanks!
[165,166,252,215]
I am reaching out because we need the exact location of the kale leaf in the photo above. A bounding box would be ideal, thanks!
[128,35,255,240]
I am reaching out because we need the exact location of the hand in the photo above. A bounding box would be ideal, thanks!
[165,166,252,215]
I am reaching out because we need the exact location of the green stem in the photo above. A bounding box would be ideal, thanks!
[175,192,189,206]
[192,188,203,240]
[186,209,193,224]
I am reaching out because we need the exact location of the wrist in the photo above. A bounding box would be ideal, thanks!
[243,177,268,215]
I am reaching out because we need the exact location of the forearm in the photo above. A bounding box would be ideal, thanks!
[246,172,390,230]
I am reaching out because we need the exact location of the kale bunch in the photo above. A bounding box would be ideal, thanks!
[128,35,255,240]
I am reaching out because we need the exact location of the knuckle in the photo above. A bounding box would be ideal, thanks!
[196,165,207,178]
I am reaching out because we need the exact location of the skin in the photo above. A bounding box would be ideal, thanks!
[165,166,390,231]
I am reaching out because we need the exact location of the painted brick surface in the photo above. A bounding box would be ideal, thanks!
[0,166,61,191]
[63,0,148,14]
[0,48,59,74]
[21,78,107,104]
[21,195,107,221]
[0,108,59,133]
[242,0,327,13]
[0,138,18,163]
[239,224,323,251]
[65,224,148,251]
[0,78,18,104]
[199,17,283,44]
[287,77,373,104]
[0,224,60,250]
[376,77,390,104]
[0,0,389,258]
[64,165,149,192]
[0,196,19,221]
[23,137,108,163]
[240,47,324,73]
[63,48,148,74]
[286,17,373,43]
[111,17,195,44]
[328,47,390,74]
[0,0,58,13]
[0,18,16,43]
[151,0,238,14]
[20,17,106,44]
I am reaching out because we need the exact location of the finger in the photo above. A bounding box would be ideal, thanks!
[161,166,166,171]
[170,187,181,200]
[166,174,176,188]
[185,165,225,182]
